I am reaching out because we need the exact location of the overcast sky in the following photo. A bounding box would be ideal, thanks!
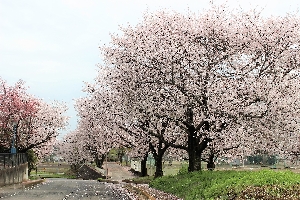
[1,0,299,138]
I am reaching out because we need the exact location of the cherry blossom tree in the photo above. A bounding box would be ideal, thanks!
[84,71,188,177]
[19,100,68,153]
[73,82,151,172]
[100,6,300,172]
[59,130,93,170]
[0,79,39,151]
[0,78,68,158]
[59,85,128,169]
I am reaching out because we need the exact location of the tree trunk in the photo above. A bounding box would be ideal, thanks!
[185,106,199,172]
[154,155,163,178]
[187,130,197,172]
[95,154,105,168]
[149,140,169,178]
[153,146,169,178]
[125,155,128,166]
[194,122,211,171]
[188,149,195,172]
[194,153,202,171]
[207,153,216,171]
[140,154,148,177]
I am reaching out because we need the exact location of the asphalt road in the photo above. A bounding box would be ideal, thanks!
[0,178,131,200]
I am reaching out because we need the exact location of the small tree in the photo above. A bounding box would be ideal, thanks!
[27,149,38,176]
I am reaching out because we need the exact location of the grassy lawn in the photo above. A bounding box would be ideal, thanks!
[146,161,190,176]
[149,169,300,199]
[148,161,291,176]
[30,171,76,179]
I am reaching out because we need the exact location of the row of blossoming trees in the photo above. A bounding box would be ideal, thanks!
[61,6,300,178]
[0,78,68,163]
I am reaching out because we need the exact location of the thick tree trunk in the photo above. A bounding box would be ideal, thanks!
[188,145,196,172]
[188,136,211,172]
[185,106,199,172]
[154,155,163,178]
[140,154,148,177]
[187,129,198,172]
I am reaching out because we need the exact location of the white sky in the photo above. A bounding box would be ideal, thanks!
[0,0,299,138]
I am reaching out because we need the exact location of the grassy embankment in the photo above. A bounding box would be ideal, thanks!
[149,168,300,199]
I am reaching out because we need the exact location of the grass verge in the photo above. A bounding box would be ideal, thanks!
[29,170,76,179]
[149,169,300,199]
[30,174,76,179]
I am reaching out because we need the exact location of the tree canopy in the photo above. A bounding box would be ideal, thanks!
[62,6,300,176]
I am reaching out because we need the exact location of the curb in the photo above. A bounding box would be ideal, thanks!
[22,179,45,187]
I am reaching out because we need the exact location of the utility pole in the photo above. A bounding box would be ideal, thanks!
[11,121,18,154]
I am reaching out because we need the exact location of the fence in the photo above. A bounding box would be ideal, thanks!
[0,153,28,169]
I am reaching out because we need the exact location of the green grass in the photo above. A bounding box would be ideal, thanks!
[30,169,76,179]
[146,161,190,176]
[30,173,76,179]
[149,169,300,199]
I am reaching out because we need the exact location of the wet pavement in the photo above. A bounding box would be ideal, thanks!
[0,178,131,200]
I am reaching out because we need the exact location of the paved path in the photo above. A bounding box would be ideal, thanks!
[0,178,130,200]
[102,162,136,181]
